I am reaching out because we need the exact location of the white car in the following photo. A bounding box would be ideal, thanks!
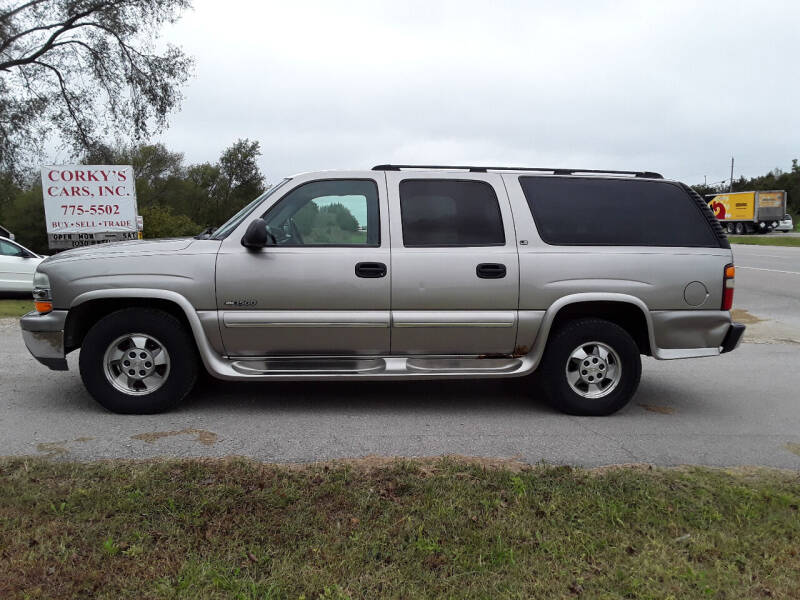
[0,236,44,292]
[775,214,794,232]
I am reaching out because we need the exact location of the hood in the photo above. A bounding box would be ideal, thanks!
[41,237,196,265]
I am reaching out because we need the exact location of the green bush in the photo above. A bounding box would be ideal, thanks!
[139,205,200,239]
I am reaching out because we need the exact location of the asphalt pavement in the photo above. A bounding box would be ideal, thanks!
[0,242,798,468]
[733,243,800,333]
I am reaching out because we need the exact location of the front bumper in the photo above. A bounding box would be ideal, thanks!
[720,321,746,354]
[19,310,69,370]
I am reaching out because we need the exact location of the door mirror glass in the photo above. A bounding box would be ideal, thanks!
[241,218,269,249]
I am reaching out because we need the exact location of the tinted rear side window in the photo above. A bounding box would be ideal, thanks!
[520,177,720,247]
[399,180,505,247]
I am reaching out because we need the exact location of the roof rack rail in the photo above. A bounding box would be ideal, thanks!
[371,164,663,179]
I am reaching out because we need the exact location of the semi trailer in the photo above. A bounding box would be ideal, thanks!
[706,190,787,234]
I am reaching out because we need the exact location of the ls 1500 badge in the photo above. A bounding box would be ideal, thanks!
[223,299,258,307]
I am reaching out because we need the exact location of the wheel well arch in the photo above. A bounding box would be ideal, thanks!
[547,300,652,356]
[64,297,193,353]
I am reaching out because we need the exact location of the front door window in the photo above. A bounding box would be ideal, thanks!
[263,179,380,246]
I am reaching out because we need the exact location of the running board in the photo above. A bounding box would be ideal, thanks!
[229,356,523,377]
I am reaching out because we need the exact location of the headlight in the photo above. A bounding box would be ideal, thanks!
[33,271,50,291]
[32,271,52,313]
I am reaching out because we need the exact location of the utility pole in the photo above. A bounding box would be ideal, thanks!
[729,157,734,192]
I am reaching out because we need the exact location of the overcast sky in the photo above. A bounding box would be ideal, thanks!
[150,0,799,186]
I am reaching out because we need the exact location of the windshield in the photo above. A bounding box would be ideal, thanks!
[211,178,291,240]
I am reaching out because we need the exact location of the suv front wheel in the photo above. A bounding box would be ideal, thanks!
[539,318,642,416]
[79,308,199,414]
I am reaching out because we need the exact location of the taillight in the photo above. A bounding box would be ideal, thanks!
[722,264,735,310]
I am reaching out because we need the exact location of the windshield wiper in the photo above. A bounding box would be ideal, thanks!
[194,226,218,240]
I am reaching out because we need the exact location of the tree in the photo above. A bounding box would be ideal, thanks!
[690,183,717,198]
[0,0,193,176]
[693,159,800,218]
[84,142,185,187]
[83,139,266,228]
[208,139,265,226]
[323,202,358,232]
[0,169,17,219]
[139,204,197,239]
[0,138,270,249]
[2,182,47,252]
[292,199,318,235]
[185,161,221,224]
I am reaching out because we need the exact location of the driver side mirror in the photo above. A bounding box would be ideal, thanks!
[241,218,268,249]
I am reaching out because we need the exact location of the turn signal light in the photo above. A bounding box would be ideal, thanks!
[35,301,53,314]
[722,263,735,311]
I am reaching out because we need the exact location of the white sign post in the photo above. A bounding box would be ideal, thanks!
[41,165,139,250]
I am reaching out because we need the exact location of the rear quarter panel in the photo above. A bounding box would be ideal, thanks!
[501,174,733,311]
[516,247,731,311]
[501,173,734,358]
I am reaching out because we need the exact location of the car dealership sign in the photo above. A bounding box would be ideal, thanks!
[41,165,139,249]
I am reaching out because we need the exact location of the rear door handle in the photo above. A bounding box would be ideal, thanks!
[476,263,506,279]
[355,262,387,278]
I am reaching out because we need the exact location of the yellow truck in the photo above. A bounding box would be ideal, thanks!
[706,190,787,234]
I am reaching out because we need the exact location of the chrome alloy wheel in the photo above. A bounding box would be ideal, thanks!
[565,341,622,399]
[103,333,170,396]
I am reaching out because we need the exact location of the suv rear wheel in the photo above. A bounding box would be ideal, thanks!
[539,318,641,416]
[79,308,198,414]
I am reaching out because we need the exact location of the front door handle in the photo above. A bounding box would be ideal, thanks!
[355,262,387,278]
[476,263,506,279]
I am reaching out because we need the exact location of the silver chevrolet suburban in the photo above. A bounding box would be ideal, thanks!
[20,165,745,415]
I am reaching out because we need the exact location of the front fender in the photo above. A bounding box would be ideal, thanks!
[70,289,227,374]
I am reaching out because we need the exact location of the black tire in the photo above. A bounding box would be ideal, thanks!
[79,308,198,414]
[539,318,641,416]
[734,222,745,234]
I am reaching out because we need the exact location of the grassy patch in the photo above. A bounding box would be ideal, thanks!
[0,298,31,318]
[1,458,799,599]
[729,235,800,247]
